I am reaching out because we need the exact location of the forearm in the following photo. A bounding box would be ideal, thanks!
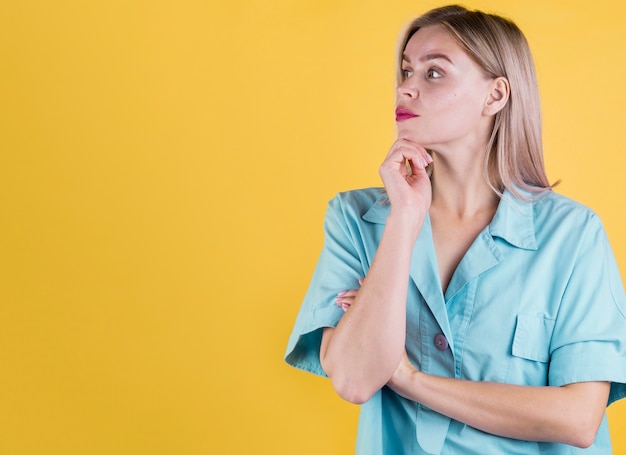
[321,211,424,403]
[390,367,609,448]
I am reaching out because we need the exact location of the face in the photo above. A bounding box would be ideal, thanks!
[396,25,496,152]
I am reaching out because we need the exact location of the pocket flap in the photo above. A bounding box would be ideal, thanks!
[512,314,555,363]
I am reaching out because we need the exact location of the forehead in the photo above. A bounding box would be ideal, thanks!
[403,24,465,61]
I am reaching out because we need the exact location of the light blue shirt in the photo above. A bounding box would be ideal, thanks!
[285,188,626,454]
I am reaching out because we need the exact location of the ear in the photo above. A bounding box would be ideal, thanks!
[483,77,510,116]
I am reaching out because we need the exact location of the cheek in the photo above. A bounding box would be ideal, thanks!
[441,90,486,120]
[427,87,464,111]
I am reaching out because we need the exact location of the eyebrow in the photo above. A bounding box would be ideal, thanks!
[402,52,454,65]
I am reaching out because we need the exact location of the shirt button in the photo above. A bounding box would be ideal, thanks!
[434,334,448,351]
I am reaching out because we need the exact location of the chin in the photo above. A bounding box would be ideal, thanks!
[397,129,430,146]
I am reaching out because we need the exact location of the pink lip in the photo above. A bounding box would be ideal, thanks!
[395,107,419,122]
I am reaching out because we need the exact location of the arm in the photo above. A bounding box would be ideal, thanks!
[388,352,610,448]
[320,140,433,404]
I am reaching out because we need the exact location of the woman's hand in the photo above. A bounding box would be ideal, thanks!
[321,139,430,402]
[335,278,363,312]
[379,139,433,217]
[384,353,609,448]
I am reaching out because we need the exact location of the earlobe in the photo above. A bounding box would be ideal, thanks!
[483,77,510,115]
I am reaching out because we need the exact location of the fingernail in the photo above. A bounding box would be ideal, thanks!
[337,290,347,297]
[358,278,364,285]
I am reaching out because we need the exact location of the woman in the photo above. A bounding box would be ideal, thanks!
[285,5,626,454]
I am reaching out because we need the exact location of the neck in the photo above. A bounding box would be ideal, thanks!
[429,147,499,219]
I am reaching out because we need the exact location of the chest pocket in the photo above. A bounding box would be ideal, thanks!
[512,314,555,363]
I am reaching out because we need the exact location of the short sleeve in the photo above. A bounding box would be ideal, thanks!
[284,195,368,377]
[548,214,626,405]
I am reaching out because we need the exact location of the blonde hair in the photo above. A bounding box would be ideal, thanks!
[398,5,556,199]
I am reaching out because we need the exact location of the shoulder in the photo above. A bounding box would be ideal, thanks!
[327,187,387,219]
[534,191,596,217]
[532,191,603,234]
[330,187,385,207]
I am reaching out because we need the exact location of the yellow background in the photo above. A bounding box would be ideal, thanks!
[1,0,625,453]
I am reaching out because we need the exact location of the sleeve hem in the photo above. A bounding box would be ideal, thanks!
[284,305,344,377]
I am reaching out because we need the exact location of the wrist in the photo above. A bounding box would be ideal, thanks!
[386,209,426,234]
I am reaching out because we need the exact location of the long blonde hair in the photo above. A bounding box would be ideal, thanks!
[398,5,555,198]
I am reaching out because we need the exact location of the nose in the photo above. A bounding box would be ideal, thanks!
[397,78,418,99]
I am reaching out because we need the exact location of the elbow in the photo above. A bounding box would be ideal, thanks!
[569,433,595,450]
[320,350,384,404]
[322,359,378,404]
[566,418,602,449]
[569,429,598,449]
[330,375,377,404]
[556,381,609,449]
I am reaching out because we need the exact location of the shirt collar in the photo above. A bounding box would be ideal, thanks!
[361,190,391,224]
[489,189,538,251]
[362,188,538,251]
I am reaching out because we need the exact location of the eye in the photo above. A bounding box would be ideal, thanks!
[427,68,443,79]
[402,69,413,80]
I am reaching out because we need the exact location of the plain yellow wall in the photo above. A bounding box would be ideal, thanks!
[1,0,625,453]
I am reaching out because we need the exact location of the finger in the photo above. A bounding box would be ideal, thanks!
[398,144,431,168]
[406,151,433,174]
[335,297,355,311]
[380,150,420,180]
[337,289,359,297]
[384,144,429,171]
[383,139,423,161]
[334,296,348,311]
[335,295,356,305]
[336,294,357,302]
